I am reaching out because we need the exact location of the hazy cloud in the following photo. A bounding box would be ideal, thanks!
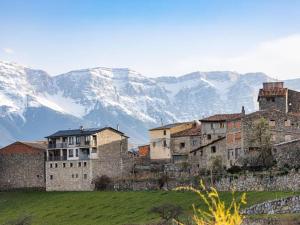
[178,34,300,80]
[3,48,14,54]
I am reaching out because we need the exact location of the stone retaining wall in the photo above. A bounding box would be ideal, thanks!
[242,196,300,215]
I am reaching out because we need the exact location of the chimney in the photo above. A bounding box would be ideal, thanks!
[241,106,245,115]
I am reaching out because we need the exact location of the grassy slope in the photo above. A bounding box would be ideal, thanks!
[0,191,298,225]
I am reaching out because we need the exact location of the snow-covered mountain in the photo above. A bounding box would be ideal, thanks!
[0,60,296,147]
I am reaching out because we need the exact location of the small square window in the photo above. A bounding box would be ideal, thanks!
[55,163,58,168]
[163,130,166,135]
[72,174,74,178]
[70,163,73,167]
[75,174,78,178]
[50,163,53,168]
[211,146,216,153]
[50,175,53,180]
[78,162,81,167]
[163,140,167,147]
[63,163,66,168]
[83,162,87,167]
[207,134,211,140]
[180,142,185,149]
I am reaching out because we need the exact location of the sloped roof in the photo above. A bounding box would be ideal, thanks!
[171,125,201,137]
[258,88,287,100]
[149,122,192,131]
[200,113,243,122]
[190,136,225,153]
[0,141,46,154]
[46,127,126,138]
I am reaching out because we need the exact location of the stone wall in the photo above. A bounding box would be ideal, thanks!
[0,152,45,190]
[242,195,300,215]
[288,89,300,113]
[46,160,93,191]
[258,95,287,112]
[273,139,300,169]
[215,171,300,191]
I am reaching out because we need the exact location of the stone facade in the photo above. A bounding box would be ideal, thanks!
[46,127,133,191]
[0,142,46,190]
[272,139,300,169]
[258,82,300,113]
[149,122,194,160]
[170,124,201,164]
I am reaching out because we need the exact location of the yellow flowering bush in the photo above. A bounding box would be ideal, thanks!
[174,181,247,225]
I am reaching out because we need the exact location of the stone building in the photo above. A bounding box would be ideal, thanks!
[45,127,132,191]
[189,113,243,171]
[170,122,201,164]
[225,109,300,168]
[0,141,46,190]
[258,81,300,113]
[149,122,194,161]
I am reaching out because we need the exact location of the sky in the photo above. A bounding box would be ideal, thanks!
[1,0,300,79]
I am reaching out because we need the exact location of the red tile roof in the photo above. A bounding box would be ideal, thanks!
[258,88,287,99]
[200,113,243,122]
[0,141,46,155]
[171,125,201,137]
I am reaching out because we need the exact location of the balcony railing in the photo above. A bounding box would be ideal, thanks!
[48,143,68,149]
[47,156,68,161]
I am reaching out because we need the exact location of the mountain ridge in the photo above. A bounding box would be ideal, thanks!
[0,60,296,147]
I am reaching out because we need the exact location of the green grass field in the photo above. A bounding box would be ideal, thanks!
[0,191,298,225]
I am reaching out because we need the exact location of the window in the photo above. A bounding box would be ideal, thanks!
[285,119,291,127]
[78,162,81,167]
[83,162,87,167]
[75,174,78,178]
[285,135,292,142]
[267,97,275,102]
[75,149,79,157]
[72,174,74,178]
[220,122,225,128]
[69,149,74,157]
[210,123,214,129]
[227,150,232,160]
[68,136,74,145]
[235,148,240,159]
[163,140,167,147]
[76,136,80,144]
[70,163,73,167]
[37,175,40,178]
[163,130,166,135]
[84,174,87,179]
[180,142,185,149]
[269,120,276,127]
[50,163,53,168]
[192,140,197,146]
[50,175,53,180]
[63,163,66,168]
[211,146,216,153]
[207,134,211,140]
[55,163,58,168]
